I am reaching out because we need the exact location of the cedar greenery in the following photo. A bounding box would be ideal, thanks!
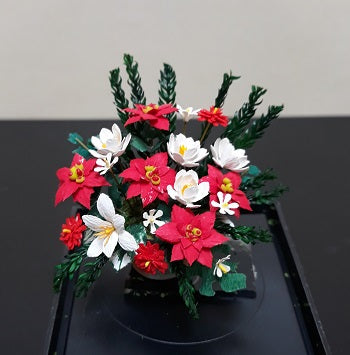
[240,168,277,191]
[248,185,288,205]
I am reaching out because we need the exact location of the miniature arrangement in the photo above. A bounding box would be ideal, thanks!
[53,54,286,318]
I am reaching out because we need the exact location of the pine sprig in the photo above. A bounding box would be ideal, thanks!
[214,222,272,244]
[123,54,146,106]
[158,63,177,133]
[74,254,109,297]
[222,86,267,143]
[240,168,277,191]
[109,68,130,124]
[215,71,240,108]
[53,245,89,293]
[234,104,284,149]
[248,185,288,205]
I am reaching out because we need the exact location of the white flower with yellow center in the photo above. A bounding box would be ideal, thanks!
[82,193,138,258]
[143,209,165,234]
[89,124,131,158]
[167,133,208,167]
[94,153,119,175]
[213,255,231,277]
[211,137,249,173]
[177,105,200,122]
[167,170,209,208]
[211,191,239,215]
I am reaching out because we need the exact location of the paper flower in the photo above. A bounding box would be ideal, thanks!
[94,153,119,175]
[89,124,131,158]
[111,253,132,271]
[167,133,208,167]
[55,154,110,209]
[82,193,138,258]
[176,105,200,122]
[156,205,228,267]
[211,191,239,215]
[59,214,86,250]
[124,103,177,131]
[134,241,168,275]
[143,209,165,234]
[213,255,231,277]
[211,137,249,173]
[197,106,228,127]
[119,152,176,207]
[167,170,209,208]
[200,164,251,217]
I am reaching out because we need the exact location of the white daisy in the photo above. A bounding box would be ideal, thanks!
[94,153,119,175]
[143,209,165,234]
[211,191,239,215]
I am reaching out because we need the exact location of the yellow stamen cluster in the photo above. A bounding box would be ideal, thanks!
[181,183,193,195]
[69,163,85,183]
[221,177,234,193]
[218,263,229,274]
[179,144,187,156]
[142,104,158,114]
[94,226,115,246]
[145,165,161,186]
[213,107,219,114]
[185,224,202,242]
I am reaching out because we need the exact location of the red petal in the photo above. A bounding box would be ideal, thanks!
[183,245,200,266]
[56,167,70,181]
[141,184,158,207]
[157,192,168,204]
[197,248,213,268]
[170,243,185,262]
[124,115,141,126]
[126,182,141,199]
[202,230,228,248]
[55,181,79,206]
[225,171,241,189]
[148,152,168,167]
[156,223,182,243]
[72,154,85,166]
[171,205,194,225]
[233,190,252,211]
[149,118,169,131]
[119,166,140,181]
[72,187,94,209]
[195,211,216,233]
[84,158,97,173]
[84,174,110,187]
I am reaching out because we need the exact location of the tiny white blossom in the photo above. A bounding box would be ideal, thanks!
[143,209,165,234]
[211,137,249,173]
[211,191,239,215]
[167,170,209,208]
[176,105,200,123]
[167,133,208,167]
[94,153,119,175]
[213,255,231,277]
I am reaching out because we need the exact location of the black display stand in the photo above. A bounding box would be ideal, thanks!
[47,203,329,354]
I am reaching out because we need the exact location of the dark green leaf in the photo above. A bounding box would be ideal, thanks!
[220,273,246,293]
[126,224,147,244]
[130,136,149,152]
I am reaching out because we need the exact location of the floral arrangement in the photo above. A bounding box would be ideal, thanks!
[53,54,286,318]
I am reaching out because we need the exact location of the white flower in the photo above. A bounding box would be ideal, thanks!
[167,170,209,208]
[167,133,208,167]
[213,255,231,277]
[94,153,119,175]
[211,137,249,173]
[89,123,131,158]
[211,191,239,215]
[143,209,165,234]
[82,193,138,258]
[176,105,200,123]
[111,253,132,271]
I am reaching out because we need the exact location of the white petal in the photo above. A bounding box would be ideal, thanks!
[167,185,178,200]
[216,267,223,278]
[228,202,239,209]
[91,136,102,150]
[89,149,105,159]
[102,231,119,258]
[82,215,111,231]
[111,124,122,141]
[97,193,116,222]
[150,223,157,234]
[118,231,138,251]
[143,211,149,219]
[112,214,126,232]
[211,200,221,208]
[192,181,209,201]
[112,253,131,271]
[153,210,163,219]
[224,193,232,203]
[154,220,165,227]
[143,220,150,227]
[87,237,104,257]
[217,191,224,203]
[226,209,235,215]
[99,128,113,142]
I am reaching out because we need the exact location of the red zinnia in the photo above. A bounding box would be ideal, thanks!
[134,242,168,275]
[200,164,252,218]
[119,152,176,207]
[55,154,110,209]
[156,205,228,268]
[197,106,228,127]
[59,213,86,250]
[124,103,177,131]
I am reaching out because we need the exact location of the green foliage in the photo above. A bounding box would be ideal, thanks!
[222,86,267,144]
[108,182,122,208]
[248,185,288,205]
[158,63,177,133]
[123,54,146,105]
[53,245,88,293]
[130,135,149,152]
[215,71,240,108]
[126,224,147,244]
[198,266,215,297]
[121,196,143,226]
[75,254,109,297]
[240,168,277,191]
[220,273,246,293]
[234,104,284,149]
[67,133,92,158]
[68,132,83,145]
[109,68,130,124]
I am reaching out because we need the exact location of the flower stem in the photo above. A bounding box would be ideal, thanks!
[182,121,188,135]
[199,122,211,144]
[75,138,90,151]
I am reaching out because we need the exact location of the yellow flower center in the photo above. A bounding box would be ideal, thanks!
[94,225,115,246]
[179,144,187,156]
[102,143,107,148]
[218,263,229,274]
[213,107,219,114]
[69,163,85,183]
[181,183,193,195]
[142,104,158,114]
[62,228,71,234]
[144,261,151,268]
[221,177,234,193]
[145,165,161,186]
[222,202,229,208]
[185,224,202,242]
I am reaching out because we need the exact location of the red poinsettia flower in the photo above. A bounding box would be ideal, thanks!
[156,205,228,268]
[119,152,176,207]
[197,106,228,127]
[59,213,86,250]
[55,154,110,209]
[134,241,168,275]
[124,103,178,131]
[200,164,252,218]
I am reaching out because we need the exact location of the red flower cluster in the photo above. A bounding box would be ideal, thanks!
[198,106,228,127]
[201,164,252,218]
[55,154,110,209]
[119,152,175,207]
[59,213,86,250]
[124,103,178,131]
[156,205,228,268]
[134,242,168,275]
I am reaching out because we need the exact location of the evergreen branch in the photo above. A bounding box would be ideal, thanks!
[214,222,272,244]
[53,245,89,293]
[109,68,130,124]
[234,104,284,149]
[215,71,240,108]
[123,54,146,105]
[248,185,288,205]
[222,86,267,144]
[74,254,109,297]
[158,63,177,133]
[240,168,277,191]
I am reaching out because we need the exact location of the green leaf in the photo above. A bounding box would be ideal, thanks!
[220,273,246,293]
[156,203,171,221]
[126,224,147,244]
[124,53,146,105]
[214,71,240,108]
[248,185,288,205]
[72,146,90,159]
[130,136,149,152]
[68,132,83,145]
[199,268,215,297]
[108,184,122,208]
